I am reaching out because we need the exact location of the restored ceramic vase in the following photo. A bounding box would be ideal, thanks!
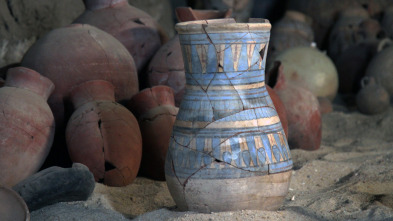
[74,0,162,72]
[66,80,142,187]
[0,67,55,187]
[128,86,178,180]
[165,19,293,212]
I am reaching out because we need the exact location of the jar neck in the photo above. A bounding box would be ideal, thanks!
[70,80,116,109]
[5,67,54,100]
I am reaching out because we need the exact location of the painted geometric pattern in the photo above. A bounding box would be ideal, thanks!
[169,129,292,179]
[167,31,292,179]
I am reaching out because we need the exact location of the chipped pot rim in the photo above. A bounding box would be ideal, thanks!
[175,18,271,34]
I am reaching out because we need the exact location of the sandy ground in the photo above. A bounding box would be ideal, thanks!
[32,105,393,221]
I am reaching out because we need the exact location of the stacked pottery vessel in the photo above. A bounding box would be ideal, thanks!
[165,18,293,212]
[0,67,55,187]
[66,80,142,187]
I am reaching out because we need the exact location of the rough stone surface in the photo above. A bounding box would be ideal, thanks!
[0,0,84,67]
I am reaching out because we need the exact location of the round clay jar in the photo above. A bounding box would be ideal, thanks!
[66,80,142,187]
[21,24,139,128]
[0,67,55,187]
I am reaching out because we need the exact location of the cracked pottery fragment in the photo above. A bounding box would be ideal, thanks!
[21,23,138,128]
[270,62,322,151]
[74,0,162,72]
[0,67,55,187]
[165,18,293,213]
[147,7,232,107]
[128,85,178,181]
[66,80,142,187]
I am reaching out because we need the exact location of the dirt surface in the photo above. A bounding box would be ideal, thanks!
[31,105,393,220]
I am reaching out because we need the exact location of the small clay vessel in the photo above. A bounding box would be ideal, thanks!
[66,80,142,187]
[74,0,162,72]
[0,67,55,187]
[0,185,30,221]
[365,46,393,101]
[21,24,138,128]
[127,86,178,181]
[272,46,338,100]
[271,62,322,150]
[356,77,390,115]
[336,38,391,94]
[147,8,232,106]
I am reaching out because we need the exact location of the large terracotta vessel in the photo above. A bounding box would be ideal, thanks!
[66,80,142,187]
[74,0,162,72]
[165,19,293,213]
[0,67,55,187]
[21,24,138,128]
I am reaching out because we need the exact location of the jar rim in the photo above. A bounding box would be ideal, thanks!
[175,18,271,34]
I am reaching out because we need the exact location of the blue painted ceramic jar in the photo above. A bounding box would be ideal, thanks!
[165,18,293,212]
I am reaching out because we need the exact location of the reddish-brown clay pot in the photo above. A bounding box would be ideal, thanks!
[266,85,289,138]
[147,8,232,106]
[356,77,390,115]
[0,67,55,187]
[127,86,178,180]
[66,80,142,187]
[74,0,162,72]
[21,24,138,128]
[271,62,321,151]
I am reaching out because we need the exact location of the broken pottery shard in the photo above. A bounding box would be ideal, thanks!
[13,163,95,211]
[66,80,142,187]
[165,19,293,213]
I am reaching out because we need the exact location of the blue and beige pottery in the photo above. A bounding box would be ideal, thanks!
[165,18,293,213]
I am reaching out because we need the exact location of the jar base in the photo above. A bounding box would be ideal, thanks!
[166,170,292,213]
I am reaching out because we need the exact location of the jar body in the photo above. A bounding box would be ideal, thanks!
[165,19,293,212]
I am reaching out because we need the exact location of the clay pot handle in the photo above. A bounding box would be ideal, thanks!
[377,38,392,52]
[360,76,376,88]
